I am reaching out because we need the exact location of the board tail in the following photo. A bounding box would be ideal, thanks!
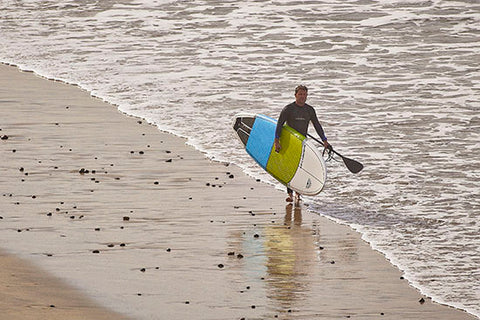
[233,116,254,146]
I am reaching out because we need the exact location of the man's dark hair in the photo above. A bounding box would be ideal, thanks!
[295,85,308,94]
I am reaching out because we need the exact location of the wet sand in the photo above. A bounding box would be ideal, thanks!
[0,63,475,319]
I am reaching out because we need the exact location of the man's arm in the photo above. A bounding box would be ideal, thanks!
[274,107,288,152]
[310,108,331,148]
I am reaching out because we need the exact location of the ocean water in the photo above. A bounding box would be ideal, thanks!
[0,0,479,317]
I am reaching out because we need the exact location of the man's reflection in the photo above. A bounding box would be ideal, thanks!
[284,203,302,226]
[264,204,316,310]
[226,202,361,317]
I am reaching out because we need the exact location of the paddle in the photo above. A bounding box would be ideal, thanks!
[306,134,364,174]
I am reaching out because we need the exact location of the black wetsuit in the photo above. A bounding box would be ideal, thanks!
[275,102,327,141]
[275,102,327,196]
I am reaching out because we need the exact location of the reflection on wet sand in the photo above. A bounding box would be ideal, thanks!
[264,204,317,312]
[225,204,381,318]
[223,202,471,319]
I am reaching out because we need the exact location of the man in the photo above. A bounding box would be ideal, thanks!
[274,85,331,203]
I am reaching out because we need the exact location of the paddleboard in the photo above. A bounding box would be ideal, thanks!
[233,114,327,196]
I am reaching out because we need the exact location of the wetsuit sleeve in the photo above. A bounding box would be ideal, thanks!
[310,107,327,141]
[275,106,288,139]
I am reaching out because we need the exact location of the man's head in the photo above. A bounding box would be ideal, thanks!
[295,85,308,95]
[295,85,308,106]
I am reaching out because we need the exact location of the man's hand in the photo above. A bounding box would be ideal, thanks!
[323,140,332,151]
[274,138,281,153]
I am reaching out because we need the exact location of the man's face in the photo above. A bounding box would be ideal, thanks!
[295,89,307,106]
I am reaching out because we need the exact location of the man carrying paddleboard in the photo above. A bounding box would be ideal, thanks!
[274,85,331,203]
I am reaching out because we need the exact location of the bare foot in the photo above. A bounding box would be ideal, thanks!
[294,193,301,205]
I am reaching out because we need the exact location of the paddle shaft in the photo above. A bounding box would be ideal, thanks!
[306,133,363,174]
[306,133,340,156]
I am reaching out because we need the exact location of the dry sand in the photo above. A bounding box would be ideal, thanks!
[0,63,475,319]
[0,250,129,320]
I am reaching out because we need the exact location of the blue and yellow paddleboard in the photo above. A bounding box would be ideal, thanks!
[233,114,327,196]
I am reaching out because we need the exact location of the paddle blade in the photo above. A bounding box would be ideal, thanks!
[340,155,363,174]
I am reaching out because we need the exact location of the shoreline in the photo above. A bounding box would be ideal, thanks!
[0,63,476,319]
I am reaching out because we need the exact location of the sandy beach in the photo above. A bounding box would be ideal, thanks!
[0,63,475,319]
